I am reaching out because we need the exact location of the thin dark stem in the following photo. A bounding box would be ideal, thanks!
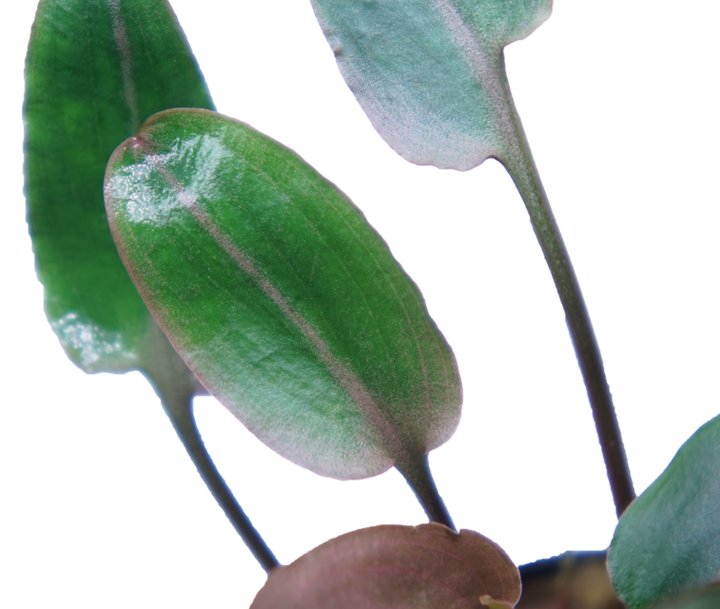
[142,322,282,574]
[493,54,635,517]
[396,455,455,531]
[162,397,280,573]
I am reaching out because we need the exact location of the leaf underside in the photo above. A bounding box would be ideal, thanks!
[310,0,552,170]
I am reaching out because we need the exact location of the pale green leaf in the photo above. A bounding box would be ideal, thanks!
[310,0,551,169]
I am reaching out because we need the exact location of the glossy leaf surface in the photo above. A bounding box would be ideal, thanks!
[310,0,552,170]
[24,0,213,385]
[251,524,521,609]
[105,109,461,479]
[608,414,720,609]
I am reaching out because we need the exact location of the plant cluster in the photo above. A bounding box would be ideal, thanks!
[21,1,720,607]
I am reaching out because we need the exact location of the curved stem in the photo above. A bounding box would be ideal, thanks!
[396,456,455,531]
[142,321,282,574]
[493,53,635,517]
[162,396,280,573]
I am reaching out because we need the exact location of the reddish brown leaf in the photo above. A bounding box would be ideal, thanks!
[251,524,521,608]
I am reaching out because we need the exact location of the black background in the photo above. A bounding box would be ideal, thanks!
[16,0,716,606]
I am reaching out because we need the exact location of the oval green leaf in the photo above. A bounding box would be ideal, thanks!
[24,0,213,393]
[104,108,461,479]
[310,0,552,170]
[251,524,521,609]
[608,414,720,609]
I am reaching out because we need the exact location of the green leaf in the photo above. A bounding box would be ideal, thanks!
[309,0,552,170]
[250,524,521,608]
[607,414,720,609]
[659,587,720,609]
[24,2,281,566]
[24,0,213,394]
[104,108,461,479]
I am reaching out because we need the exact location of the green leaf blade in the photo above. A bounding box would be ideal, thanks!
[659,587,720,609]
[250,524,521,609]
[105,109,461,479]
[608,414,720,609]
[310,0,551,170]
[24,0,213,376]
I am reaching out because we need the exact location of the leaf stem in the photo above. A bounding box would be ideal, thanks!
[396,456,455,531]
[493,54,635,517]
[141,321,282,574]
[162,396,281,573]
